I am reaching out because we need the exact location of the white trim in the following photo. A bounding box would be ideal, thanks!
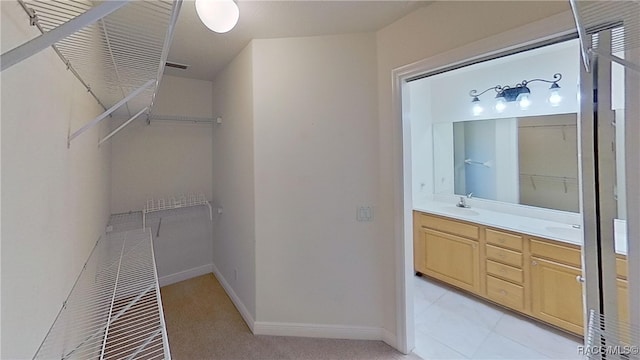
[390,10,578,354]
[381,328,397,349]
[253,322,384,341]
[158,263,213,287]
[211,263,255,332]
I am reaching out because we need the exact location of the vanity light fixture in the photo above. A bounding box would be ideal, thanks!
[195,0,240,33]
[469,73,563,115]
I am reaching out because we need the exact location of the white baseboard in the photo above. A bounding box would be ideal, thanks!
[207,265,396,347]
[253,321,387,341]
[159,263,213,287]
[211,263,255,332]
[381,328,397,349]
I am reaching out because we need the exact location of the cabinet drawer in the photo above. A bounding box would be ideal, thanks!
[486,229,523,251]
[617,256,628,279]
[486,244,522,267]
[530,239,581,267]
[486,260,523,283]
[486,275,525,311]
[416,212,479,239]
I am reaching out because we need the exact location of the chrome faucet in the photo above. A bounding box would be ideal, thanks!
[456,193,473,208]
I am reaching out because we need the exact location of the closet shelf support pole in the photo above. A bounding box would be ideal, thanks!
[68,79,154,146]
[148,0,183,123]
[99,107,148,145]
[1,1,129,72]
[207,202,213,221]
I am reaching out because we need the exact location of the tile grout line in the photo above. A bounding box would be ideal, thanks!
[480,314,583,359]
[467,323,498,360]
[416,277,582,360]
[413,328,471,360]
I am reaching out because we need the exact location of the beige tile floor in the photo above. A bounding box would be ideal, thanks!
[413,275,584,360]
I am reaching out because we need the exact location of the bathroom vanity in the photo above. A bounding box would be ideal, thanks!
[413,205,629,336]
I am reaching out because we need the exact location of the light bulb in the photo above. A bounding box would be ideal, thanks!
[494,97,506,112]
[472,102,484,116]
[518,94,531,109]
[471,96,483,116]
[548,83,562,107]
[195,0,239,33]
[548,89,562,106]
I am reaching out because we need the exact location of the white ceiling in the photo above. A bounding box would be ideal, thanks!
[164,1,429,80]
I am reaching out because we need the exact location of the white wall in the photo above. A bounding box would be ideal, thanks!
[252,33,382,329]
[376,0,571,343]
[1,2,112,358]
[407,79,433,205]
[109,75,214,286]
[211,43,256,319]
[146,207,213,285]
[110,75,213,213]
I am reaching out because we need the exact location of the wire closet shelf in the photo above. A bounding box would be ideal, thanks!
[570,0,640,73]
[585,309,640,360]
[33,226,170,360]
[10,0,182,144]
[142,193,213,229]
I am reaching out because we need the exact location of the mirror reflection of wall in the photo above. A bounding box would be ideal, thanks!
[453,119,518,203]
[518,114,578,212]
[444,114,579,212]
[612,60,626,221]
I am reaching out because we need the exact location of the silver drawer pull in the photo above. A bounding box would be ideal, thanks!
[499,269,507,273]
[499,289,507,295]
[576,275,585,283]
[532,260,538,266]
[499,238,506,243]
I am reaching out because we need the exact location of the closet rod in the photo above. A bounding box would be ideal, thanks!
[1,1,128,71]
[519,173,578,182]
[519,124,577,129]
[148,115,215,124]
[16,0,108,111]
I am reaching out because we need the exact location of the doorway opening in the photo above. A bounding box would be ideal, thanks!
[400,36,593,359]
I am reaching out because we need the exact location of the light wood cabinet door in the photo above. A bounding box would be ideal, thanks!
[414,227,427,274]
[530,257,583,334]
[421,228,480,293]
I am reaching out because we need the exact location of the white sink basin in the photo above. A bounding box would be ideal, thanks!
[545,226,582,239]
[441,206,480,216]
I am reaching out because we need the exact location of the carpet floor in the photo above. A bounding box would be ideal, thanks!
[160,274,422,360]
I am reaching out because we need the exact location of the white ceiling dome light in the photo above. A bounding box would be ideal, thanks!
[195,0,240,34]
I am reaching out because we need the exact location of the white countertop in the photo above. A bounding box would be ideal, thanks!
[414,200,627,255]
